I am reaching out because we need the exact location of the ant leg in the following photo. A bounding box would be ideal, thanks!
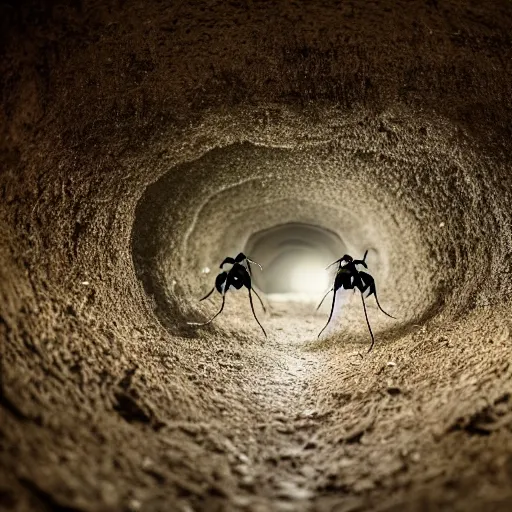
[251,287,267,313]
[360,292,376,353]
[187,294,226,326]
[369,283,396,318]
[316,287,333,311]
[374,292,396,319]
[359,281,394,318]
[199,287,215,302]
[248,289,267,338]
[318,290,337,338]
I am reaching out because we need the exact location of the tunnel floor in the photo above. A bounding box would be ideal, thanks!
[2,295,512,511]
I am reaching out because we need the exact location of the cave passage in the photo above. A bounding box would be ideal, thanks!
[1,2,512,512]
[245,222,344,298]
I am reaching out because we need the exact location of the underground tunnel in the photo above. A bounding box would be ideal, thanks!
[1,1,512,511]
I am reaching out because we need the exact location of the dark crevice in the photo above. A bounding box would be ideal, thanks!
[19,478,85,512]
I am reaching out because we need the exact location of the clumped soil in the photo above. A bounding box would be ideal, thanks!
[1,1,512,511]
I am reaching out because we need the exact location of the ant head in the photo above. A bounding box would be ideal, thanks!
[326,254,353,270]
[235,252,247,263]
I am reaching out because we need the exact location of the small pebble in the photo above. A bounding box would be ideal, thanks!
[276,425,296,434]
[241,475,255,489]
[410,452,421,462]
[338,457,355,468]
[238,453,250,464]
[232,495,252,507]
[280,447,303,460]
[300,465,316,479]
[276,481,313,500]
[299,409,318,419]
[128,499,142,511]
[234,464,250,476]
[352,478,375,493]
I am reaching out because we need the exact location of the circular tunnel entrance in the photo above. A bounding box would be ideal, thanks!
[131,138,437,340]
[244,223,345,298]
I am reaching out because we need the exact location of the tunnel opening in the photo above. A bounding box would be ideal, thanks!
[131,136,439,341]
[244,222,345,299]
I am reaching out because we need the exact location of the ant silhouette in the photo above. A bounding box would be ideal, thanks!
[188,252,267,337]
[316,250,395,352]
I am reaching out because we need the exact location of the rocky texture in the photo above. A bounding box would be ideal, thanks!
[1,1,512,511]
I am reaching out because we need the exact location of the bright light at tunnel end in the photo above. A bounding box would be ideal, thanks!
[289,265,330,295]
[267,262,330,303]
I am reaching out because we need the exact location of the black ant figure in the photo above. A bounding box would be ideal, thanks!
[188,252,267,337]
[316,250,395,352]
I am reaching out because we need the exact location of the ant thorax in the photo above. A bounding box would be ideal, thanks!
[221,262,234,272]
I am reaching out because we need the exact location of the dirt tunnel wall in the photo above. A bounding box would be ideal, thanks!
[1,1,512,511]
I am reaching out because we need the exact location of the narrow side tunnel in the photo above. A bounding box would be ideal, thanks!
[2,2,512,512]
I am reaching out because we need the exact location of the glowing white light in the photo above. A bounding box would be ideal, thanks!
[289,264,330,294]
[202,267,211,274]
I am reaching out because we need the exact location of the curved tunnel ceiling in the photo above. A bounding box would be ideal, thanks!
[1,1,512,511]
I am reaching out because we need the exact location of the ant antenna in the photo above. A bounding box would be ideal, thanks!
[246,258,263,271]
[325,259,341,270]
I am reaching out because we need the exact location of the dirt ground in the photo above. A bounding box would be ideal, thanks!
[1,1,512,511]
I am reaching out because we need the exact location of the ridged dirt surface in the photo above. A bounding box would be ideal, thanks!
[1,1,512,511]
